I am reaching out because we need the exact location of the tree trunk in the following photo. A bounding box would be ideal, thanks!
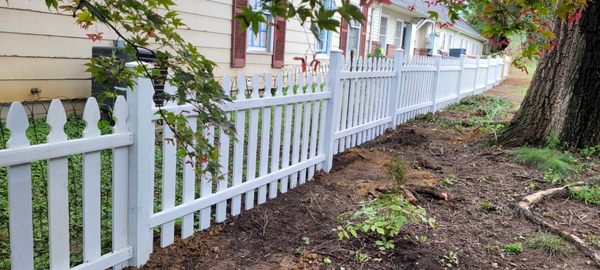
[500,2,600,148]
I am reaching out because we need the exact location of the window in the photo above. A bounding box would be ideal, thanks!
[315,0,333,54]
[394,20,404,48]
[247,0,271,51]
[379,16,388,49]
[401,23,408,49]
[446,34,453,50]
[347,20,361,54]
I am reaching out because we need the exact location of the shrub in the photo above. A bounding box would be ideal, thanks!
[504,242,524,254]
[386,158,407,190]
[338,195,436,251]
[527,233,567,256]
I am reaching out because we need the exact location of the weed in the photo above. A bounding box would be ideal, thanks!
[355,250,371,264]
[439,251,459,268]
[504,242,524,254]
[441,174,457,186]
[386,158,407,190]
[416,112,437,122]
[580,146,600,158]
[447,95,515,129]
[322,257,332,266]
[528,233,567,256]
[514,148,578,179]
[302,236,311,245]
[337,195,436,251]
[544,134,563,150]
[570,186,600,205]
[479,201,497,212]
[585,235,600,249]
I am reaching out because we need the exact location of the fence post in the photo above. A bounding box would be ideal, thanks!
[431,55,441,112]
[322,49,343,172]
[387,48,405,128]
[126,64,155,267]
[456,54,465,102]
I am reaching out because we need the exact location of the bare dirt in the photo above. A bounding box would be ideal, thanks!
[139,74,599,270]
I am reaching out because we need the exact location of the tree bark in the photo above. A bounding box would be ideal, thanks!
[500,2,600,148]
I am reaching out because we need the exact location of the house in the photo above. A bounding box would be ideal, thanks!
[365,0,487,58]
[0,0,485,103]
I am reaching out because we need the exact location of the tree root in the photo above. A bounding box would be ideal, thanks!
[402,184,449,201]
[513,182,600,267]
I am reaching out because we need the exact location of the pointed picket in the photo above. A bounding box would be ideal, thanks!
[111,96,129,270]
[258,74,272,204]
[6,102,34,270]
[160,118,177,248]
[231,75,247,216]
[270,73,284,198]
[308,72,320,180]
[181,117,197,235]
[216,75,231,222]
[82,98,102,263]
[299,72,312,184]
[244,74,260,210]
[46,99,70,269]
[199,123,213,230]
[290,72,303,188]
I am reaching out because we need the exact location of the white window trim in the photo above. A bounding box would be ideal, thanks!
[378,14,390,45]
[346,20,362,55]
[246,2,274,54]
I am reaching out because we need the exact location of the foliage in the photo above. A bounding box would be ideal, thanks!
[570,186,600,205]
[527,233,567,256]
[385,158,407,190]
[445,95,515,136]
[337,195,436,251]
[585,235,600,249]
[454,0,585,73]
[441,174,457,186]
[580,146,600,158]
[368,48,385,58]
[479,201,496,212]
[504,242,524,254]
[439,250,459,268]
[514,148,578,182]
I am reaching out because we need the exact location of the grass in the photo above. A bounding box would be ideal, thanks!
[514,148,579,183]
[479,201,496,212]
[444,95,515,134]
[504,242,524,255]
[570,186,600,205]
[528,233,567,256]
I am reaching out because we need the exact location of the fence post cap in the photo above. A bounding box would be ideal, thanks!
[330,48,343,54]
[394,48,405,52]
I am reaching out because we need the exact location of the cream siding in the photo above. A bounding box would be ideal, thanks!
[0,0,333,102]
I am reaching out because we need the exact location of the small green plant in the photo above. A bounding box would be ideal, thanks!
[544,133,563,149]
[302,236,311,245]
[479,201,496,212]
[441,174,457,186]
[570,186,600,205]
[585,235,600,249]
[514,147,579,179]
[322,257,332,266]
[355,250,371,264]
[543,169,564,185]
[528,233,567,256]
[439,251,459,268]
[580,146,600,158]
[416,112,437,122]
[338,195,436,251]
[386,158,407,190]
[504,242,524,254]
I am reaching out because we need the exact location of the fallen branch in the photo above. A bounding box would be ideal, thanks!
[513,182,600,267]
[401,186,418,204]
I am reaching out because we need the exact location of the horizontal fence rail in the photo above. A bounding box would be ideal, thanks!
[0,49,509,269]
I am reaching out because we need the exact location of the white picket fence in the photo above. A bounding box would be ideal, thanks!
[0,49,509,269]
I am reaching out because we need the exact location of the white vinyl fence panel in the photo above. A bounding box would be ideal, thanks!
[0,49,509,269]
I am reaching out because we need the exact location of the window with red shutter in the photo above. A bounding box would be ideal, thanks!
[231,0,247,68]
[272,17,286,68]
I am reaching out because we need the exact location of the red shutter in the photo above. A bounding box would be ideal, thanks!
[359,5,369,57]
[231,0,247,68]
[272,17,286,68]
[339,19,348,55]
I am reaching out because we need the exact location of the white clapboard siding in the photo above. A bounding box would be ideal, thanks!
[1,49,508,269]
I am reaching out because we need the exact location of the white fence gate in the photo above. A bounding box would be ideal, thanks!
[0,49,509,269]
